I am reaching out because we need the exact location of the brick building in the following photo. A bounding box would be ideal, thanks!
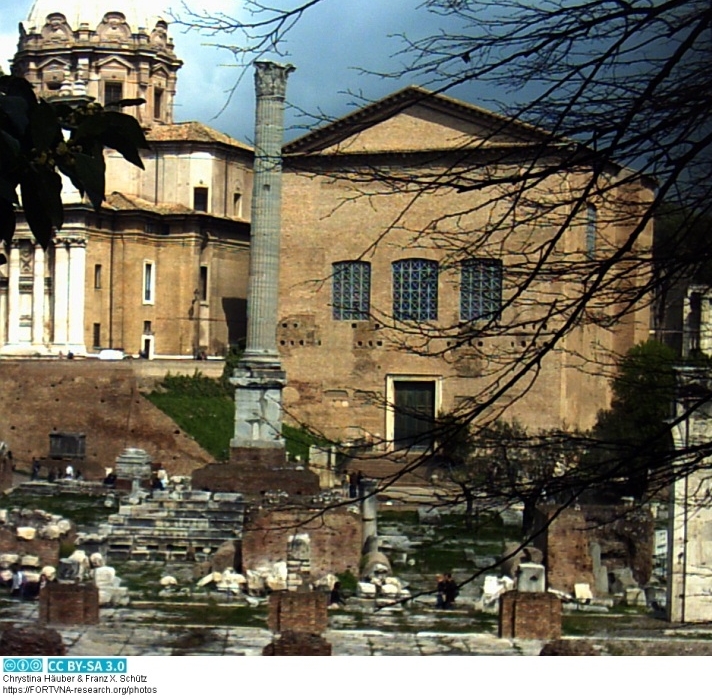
[278,88,654,446]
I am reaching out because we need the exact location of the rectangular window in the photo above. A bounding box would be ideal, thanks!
[199,265,208,303]
[143,262,154,304]
[92,323,101,349]
[460,258,503,321]
[586,204,597,259]
[332,261,370,320]
[104,82,123,110]
[193,187,209,212]
[143,320,152,334]
[153,88,163,120]
[393,258,438,321]
[233,193,242,218]
[94,264,102,289]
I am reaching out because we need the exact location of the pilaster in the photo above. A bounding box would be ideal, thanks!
[31,242,46,347]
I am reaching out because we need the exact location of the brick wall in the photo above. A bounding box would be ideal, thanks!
[267,591,329,634]
[534,504,654,594]
[242,508,362,580]
[499,591,562,640]
[0,529,62,567]
[0,361,213,475]
[534,508,595,594]
[39,583,99,625]
[191,460,321,496]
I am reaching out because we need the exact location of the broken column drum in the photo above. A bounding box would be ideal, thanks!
[231,61,295,454]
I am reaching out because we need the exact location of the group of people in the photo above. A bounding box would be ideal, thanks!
[30,458,81,482]
[435,573,459,610]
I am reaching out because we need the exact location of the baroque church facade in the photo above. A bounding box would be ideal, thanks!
[1,1,654,449]
[1,1,253,359]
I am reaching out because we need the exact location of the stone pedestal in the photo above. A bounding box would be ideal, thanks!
[230,365,287,452]
[114,447,152,495]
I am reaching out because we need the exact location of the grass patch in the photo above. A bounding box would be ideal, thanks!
[139,602,267,628]
[146,372,332,462]
[146,372,234,460]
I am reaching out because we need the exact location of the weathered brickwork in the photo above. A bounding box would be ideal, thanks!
[278,91,653,445]
[0,530,62,567]
[499,591,562,640]
[191,459,321,495]
[0,361,212,476]
[534,505,654,594]
[39,583,99,625]
[242,508,362,580]
[534,508,596,594]
[267,591,329,634]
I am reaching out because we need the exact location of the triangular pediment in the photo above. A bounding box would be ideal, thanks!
[36,57,71,72]
[284,86,548,156]
[150,64,170,79]
[95,55,135,72]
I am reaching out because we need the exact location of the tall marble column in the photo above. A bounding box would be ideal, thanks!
[6,241,21,346]
[231,61,294,461]
[52,240,69,347]
[31,243,45,347]
[242,60,295,365]
[67,238,87,354]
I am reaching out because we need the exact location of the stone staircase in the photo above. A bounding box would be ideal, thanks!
[100,490,245,563]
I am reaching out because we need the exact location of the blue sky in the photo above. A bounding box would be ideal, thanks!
[1,1,456,144]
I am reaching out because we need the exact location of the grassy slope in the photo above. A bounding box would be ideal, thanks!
[145,372,317,462]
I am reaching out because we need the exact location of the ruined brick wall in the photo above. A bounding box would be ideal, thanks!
[191,460,320,496]
[267,591,328,634]
[534,508,595,594]
[39,583,99,625]
[499,591,562,640]
[0,529,62,567]
[534,504,654,594]
[0,361,213,475]
[242,508,362,580]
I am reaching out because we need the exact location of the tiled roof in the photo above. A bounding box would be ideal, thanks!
[147,122,252,151]
[104,192,192,215]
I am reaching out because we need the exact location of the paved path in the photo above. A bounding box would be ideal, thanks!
[0,599,542,656]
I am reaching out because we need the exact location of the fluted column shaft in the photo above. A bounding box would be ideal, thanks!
[242,61,295,365]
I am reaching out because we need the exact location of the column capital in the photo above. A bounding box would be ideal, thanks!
[64,237,88,249]
[254,61,295,100]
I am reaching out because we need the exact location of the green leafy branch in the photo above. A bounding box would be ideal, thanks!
[0,75,148,257]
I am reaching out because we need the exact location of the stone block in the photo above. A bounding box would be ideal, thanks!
[517,563,546,593]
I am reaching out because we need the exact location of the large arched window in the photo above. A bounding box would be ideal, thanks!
[392,258,438,321]
[332,261,371,320]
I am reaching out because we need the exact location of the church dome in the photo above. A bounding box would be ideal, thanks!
[24,0,169,33]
